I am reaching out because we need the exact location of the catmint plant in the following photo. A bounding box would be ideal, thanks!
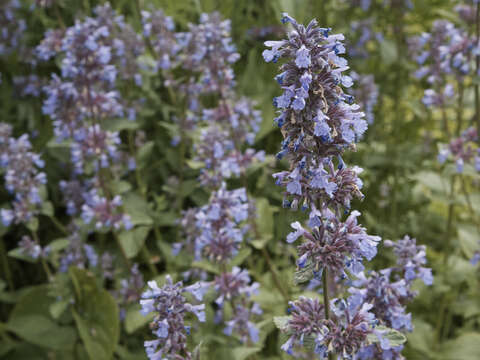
[0,123,47,226]
[349,73,378,125]
[438,127,480,173]
[263,13,416,358]
[141,276,206,360]
[37,4,145,232]
[0,0,26,57]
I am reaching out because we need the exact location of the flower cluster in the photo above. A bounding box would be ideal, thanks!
[174,13,263,187]
[13,74,45,97]
[18,235,50,260]
[409,19,477,109]
[179,184,250,263]
[349,235,433,359]
[264,15,368,211]
[287,209,380,278]
[165,12,266,350]
[214,267,262,343]
[194,125,264,188]
[59,230,99,272]
[438,127,480,173]
[349,73,379,124]
[38,4,144,231]
[81,189,133,230]
[39,2,144,126]
[116,263,145,319]
[141,9,179,71]
[0,0,26,57]
[384,235,433,285]
[178,12,239,96]
[280,296,389,358]
[141,276,206,360]
[348,0,413,11]
[0,123,47,226]
[349,19,383,59]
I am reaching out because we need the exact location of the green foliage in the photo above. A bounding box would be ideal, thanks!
[1,0,480,359]
[70,268,120,360]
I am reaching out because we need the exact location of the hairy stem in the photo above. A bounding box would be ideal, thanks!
[141,246,158,275]
[476,2,480,142]
[322,267,333,360]
[49,215,68,236]
[0,237,14,290]
[31,230,53,281]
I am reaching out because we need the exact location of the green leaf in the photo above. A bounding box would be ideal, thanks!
[48,238,70,253]
[155,211,177,226]
[137,141,155,168]
[273,316,291,331]
[8,248,37,263]
[49,299,70,320]
[379,39,398,65]
[293,260,315,285]
[458,225,479,259]
[440,333,480,360]
[366,326,407,347]
[230,247,252,267]
[102,118,139,131]
[70,268,120,360]
[411,171,449,194]
[192,260,220,275]
[122,193,153,226]
[26,217,39,233]
[406,319,435,357]
[186,159,205,170]
[40,201,54,216]
[117,226,151,258]
[231,346,261,360]
[6,286,77,350]
[192,341,203,360]
[124,304,153,334]
[251,198,275,249]
[115,345,146,360]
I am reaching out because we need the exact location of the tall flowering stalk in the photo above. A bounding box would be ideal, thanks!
[174,12,264,344]
[0,123,46,227]
[263,14,419,358]
[141,276,206,360]
[36,4,147,269]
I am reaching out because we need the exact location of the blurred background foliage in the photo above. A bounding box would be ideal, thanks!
[1,0,480,359]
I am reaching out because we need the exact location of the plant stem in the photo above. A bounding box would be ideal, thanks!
[322,268,330,319]
[441,106,450,139]
[476,1,480,143]
[31,230,53,281]
[114,232,132,269]
[41,257,53,281]
[49,215,68,236]
[0,237,14,290]
[260,248,289,303]
[455,82,464,136]
[141,246,158,275]
[443,176,456,265]
[322,267,333,360]
[435,295,448,344]
[53,3,66,30]
[435,175,457,343]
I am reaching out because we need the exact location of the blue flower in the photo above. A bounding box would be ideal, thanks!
[295,45,311,68]
[286,221,305,243]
